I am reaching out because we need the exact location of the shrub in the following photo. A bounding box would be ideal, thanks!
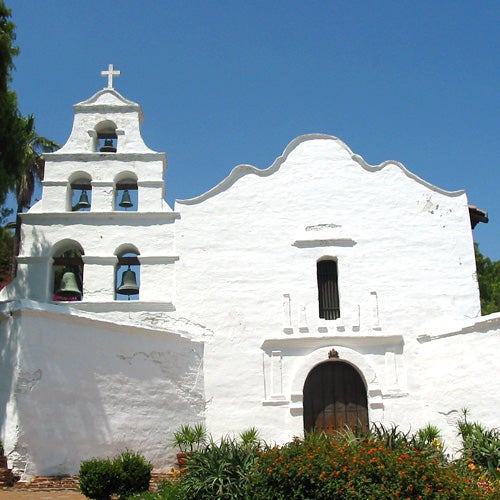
[79,451,152,500]
[129,478,187,500]
[79,458,119,500]
[248,432,492,499]
[181,434,261,499]
[457,409,500,476]
[114,450,153,499]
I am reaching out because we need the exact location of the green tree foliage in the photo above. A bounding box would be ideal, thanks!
[0,207,14,288]
[0,0,22,204]
[475,243,500,315]
[0,1,58,210]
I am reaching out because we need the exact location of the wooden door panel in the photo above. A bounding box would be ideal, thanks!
[303,361,368,433]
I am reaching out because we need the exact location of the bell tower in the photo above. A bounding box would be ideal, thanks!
[39,64,169,213]
[14,66,179,308]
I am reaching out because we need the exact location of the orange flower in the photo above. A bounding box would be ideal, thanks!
[468,463,476,470]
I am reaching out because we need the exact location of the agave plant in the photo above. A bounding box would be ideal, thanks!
[239,427,261,448]
[182,435,260,499]
[172,423,207,453]
[457,409,500,476]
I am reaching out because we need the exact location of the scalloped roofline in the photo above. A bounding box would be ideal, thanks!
[176,134,464,206]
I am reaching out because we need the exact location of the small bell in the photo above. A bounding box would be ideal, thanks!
[118,189,133,209]
[75,190,91,210]
[100,138,117,153]
[117,266,139,297]
[56,271,82,298]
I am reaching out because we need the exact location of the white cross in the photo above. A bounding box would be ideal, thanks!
[101,64,121,89]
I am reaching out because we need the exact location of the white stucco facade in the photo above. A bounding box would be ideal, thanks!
[1,82,498,476]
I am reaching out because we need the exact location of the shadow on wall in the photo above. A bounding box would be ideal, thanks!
[0,231,53,462]
[0,313,20,459]
[8,314,205,475]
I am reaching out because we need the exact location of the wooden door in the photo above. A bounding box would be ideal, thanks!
[303,361,368,433]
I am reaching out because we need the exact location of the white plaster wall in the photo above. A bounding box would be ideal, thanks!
[0,302,204,475]
[40,158,168,214]
[58,90,152,154]
[407,313,500,453]
[173,135,483,444]
[0,214,179,304]
[1,121,495,476]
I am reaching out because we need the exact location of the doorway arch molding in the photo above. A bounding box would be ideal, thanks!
[289,346,384,421]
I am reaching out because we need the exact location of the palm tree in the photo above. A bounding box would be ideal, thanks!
[15,114,59,211]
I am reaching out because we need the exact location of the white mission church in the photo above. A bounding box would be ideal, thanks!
[1,66,499,477]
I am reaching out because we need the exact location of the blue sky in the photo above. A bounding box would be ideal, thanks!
[7,0,499,259]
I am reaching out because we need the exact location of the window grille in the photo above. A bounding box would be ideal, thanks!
[317,260,340,320]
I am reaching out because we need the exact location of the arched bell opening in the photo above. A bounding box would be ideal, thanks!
[95,120,118,153]
[303,360,368,434]
[114,174,138,212]
[52,245,84,302]
[69,175,92,212]
[115,249,140,300]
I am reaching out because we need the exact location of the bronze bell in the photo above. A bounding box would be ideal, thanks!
[56,271,82,298]
[117,267,139,296]
[118,189,133,209]
[100,138,117,153]
[75,190,91,210]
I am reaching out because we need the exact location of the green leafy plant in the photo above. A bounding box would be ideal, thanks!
[457,409,500,478]
[181,434,261,499]
[248,432,491,499]
[369,422,417,449]
[79,451,152,500]
[172,423,207,453]
[239,427,261,448]
[79,458,119,500]
[114,450,153,499]
[417,423,442,446]
[129,479,187,500]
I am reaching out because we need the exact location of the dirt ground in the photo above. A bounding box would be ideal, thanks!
[0,490,86,499]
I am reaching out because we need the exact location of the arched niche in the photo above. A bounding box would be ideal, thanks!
[94,120,118,152]
[114,244,140,300]
[68,171,92,211]
[114,172,138,211]
[290,346,384,424]
[52,240,85,301]
[303,360,368,433]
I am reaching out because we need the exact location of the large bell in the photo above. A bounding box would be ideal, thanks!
[117,267,139,296]
[118,189,133,209]
[100,138,117,153]
[56,271,82,298]
[75,190,91,210]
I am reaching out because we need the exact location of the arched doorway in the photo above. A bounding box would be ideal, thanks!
[303,361,368,433]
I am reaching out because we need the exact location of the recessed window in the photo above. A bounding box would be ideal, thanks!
[317,259,340,320]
